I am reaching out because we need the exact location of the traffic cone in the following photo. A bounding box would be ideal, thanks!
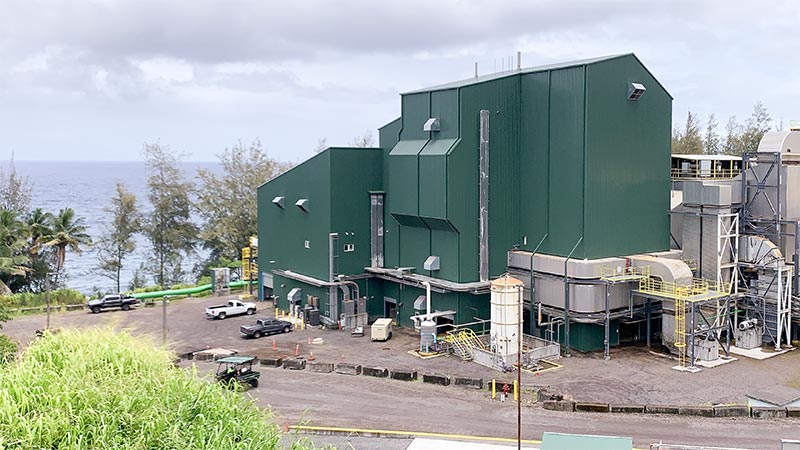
[340,354,344,363]
[294,344,299,357]
[284,422,289,433]
[308,352,315,361]
[272,339,277,351]
[307,336,312,345]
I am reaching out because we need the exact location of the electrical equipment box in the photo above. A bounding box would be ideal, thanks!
[371,318,393,341]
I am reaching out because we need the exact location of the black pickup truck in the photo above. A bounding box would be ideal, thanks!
[240,318,293,339]
[87,294,139,314]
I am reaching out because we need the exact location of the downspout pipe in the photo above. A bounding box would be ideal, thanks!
[422,280,432,320]
[564,237,583,357]
[529,234,548,336]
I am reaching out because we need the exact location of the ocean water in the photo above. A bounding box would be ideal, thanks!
[11,160,220,294]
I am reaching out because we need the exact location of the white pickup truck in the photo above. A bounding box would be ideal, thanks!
[205,300,256,320]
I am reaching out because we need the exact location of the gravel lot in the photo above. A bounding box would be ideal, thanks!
[5,294,800,448]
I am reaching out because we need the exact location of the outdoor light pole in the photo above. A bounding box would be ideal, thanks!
[517,282,522,450]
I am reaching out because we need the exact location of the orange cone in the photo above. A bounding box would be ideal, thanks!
[284,422,289,433]
[309,352,315,361]
[294,343,300,357]
[307,336,312,345]
[272,339,277,351]
[340,354,344,363]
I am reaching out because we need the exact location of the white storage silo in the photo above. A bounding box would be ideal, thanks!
[490,276,524,356]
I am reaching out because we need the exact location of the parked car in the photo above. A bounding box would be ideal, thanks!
[87,294,139,314]
[215,356,260,388]
[205,300,256,320]
[239,318,292,339]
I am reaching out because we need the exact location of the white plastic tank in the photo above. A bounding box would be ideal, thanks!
[490,275,524,356]
[420,319,436,352]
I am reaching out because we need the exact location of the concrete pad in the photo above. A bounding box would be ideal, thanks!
[671,365,702,373]
[730,345,794,360]
[694,356,737,368]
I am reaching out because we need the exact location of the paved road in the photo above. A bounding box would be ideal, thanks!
[6,298,800,449]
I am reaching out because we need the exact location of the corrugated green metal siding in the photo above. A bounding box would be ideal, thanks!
[458,76,521,279]
[379,118,402,269]
[330,148,383,275]
[430,228,459,281]
[400,93,429,140]
[519,72,551,249]
[398,225,430,275]
[583,56,671,257]
[258,151,331,281]
[272,274,330,312]
[430,89,459,140]
[546,66,586,258]
[448,122,479,282]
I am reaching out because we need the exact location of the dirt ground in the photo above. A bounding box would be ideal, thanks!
[6,295,800,448]
[6,293,799,406]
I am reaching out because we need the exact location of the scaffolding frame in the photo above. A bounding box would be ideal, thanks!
[635,276,732,370]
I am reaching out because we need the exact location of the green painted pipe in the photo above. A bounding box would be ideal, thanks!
[130,281,255,299]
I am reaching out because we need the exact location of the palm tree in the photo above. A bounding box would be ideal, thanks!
[27,208,54,292]
[0,209,30,294]
[45,208,92,286]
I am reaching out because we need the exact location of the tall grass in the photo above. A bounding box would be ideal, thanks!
[0,328,310,449]
[0,289,85,309]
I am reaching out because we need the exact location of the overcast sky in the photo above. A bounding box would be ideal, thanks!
[1,0,799,163]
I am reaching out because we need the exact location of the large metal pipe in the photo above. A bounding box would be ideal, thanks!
[564,237,583,357]
[479,109,490,282]
[529,234,548,336]
[422,280,432,320]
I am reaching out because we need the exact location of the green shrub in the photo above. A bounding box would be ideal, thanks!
[0,289,85,308]
[0,328,310,449]
[0,334,16,365]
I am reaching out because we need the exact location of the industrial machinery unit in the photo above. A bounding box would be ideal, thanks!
[256,52,798,370]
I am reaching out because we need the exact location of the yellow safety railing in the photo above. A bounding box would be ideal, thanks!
[444,328,487,360]
[637,276,729,368]
[600,265,651,282]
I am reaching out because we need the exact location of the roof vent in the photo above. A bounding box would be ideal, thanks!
[424,255,440,271]
[423,118,440,132]
[272,196,285,208]
[627,82,646,101]
[295,198,309,212]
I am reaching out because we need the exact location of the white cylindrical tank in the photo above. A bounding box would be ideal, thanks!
[490,275,524,356]
[420,319,436,353]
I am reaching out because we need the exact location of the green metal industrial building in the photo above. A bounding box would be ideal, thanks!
[257,53,672,352]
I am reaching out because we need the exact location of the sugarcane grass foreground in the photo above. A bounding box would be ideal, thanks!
[0,328,319,449]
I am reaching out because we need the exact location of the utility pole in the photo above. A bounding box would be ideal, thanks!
[517,281,522,450]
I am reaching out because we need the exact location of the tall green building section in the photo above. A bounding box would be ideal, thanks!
[257,53,672,341]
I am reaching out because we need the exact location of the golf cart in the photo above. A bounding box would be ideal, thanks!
[215,356,261,388]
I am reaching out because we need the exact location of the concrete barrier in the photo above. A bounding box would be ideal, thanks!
[179,352,194,361]
[422,373,451,386]
[542,400,575,412]
[260,357,282,368]
[610,405,645,414]
[786,407,800,418]
[751,406,787,419]
[390,370,418,381]
[678,406,714,417]
[362,366,389,378]
[713,405,749,418]
[453,377,483,389]
[66,304,85,311]
[335,363,362,375]
[283,358,307,370]
[193,352,214,361]
[575,402,610,413]
[645,405,679,415]
[308,362,334,373]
